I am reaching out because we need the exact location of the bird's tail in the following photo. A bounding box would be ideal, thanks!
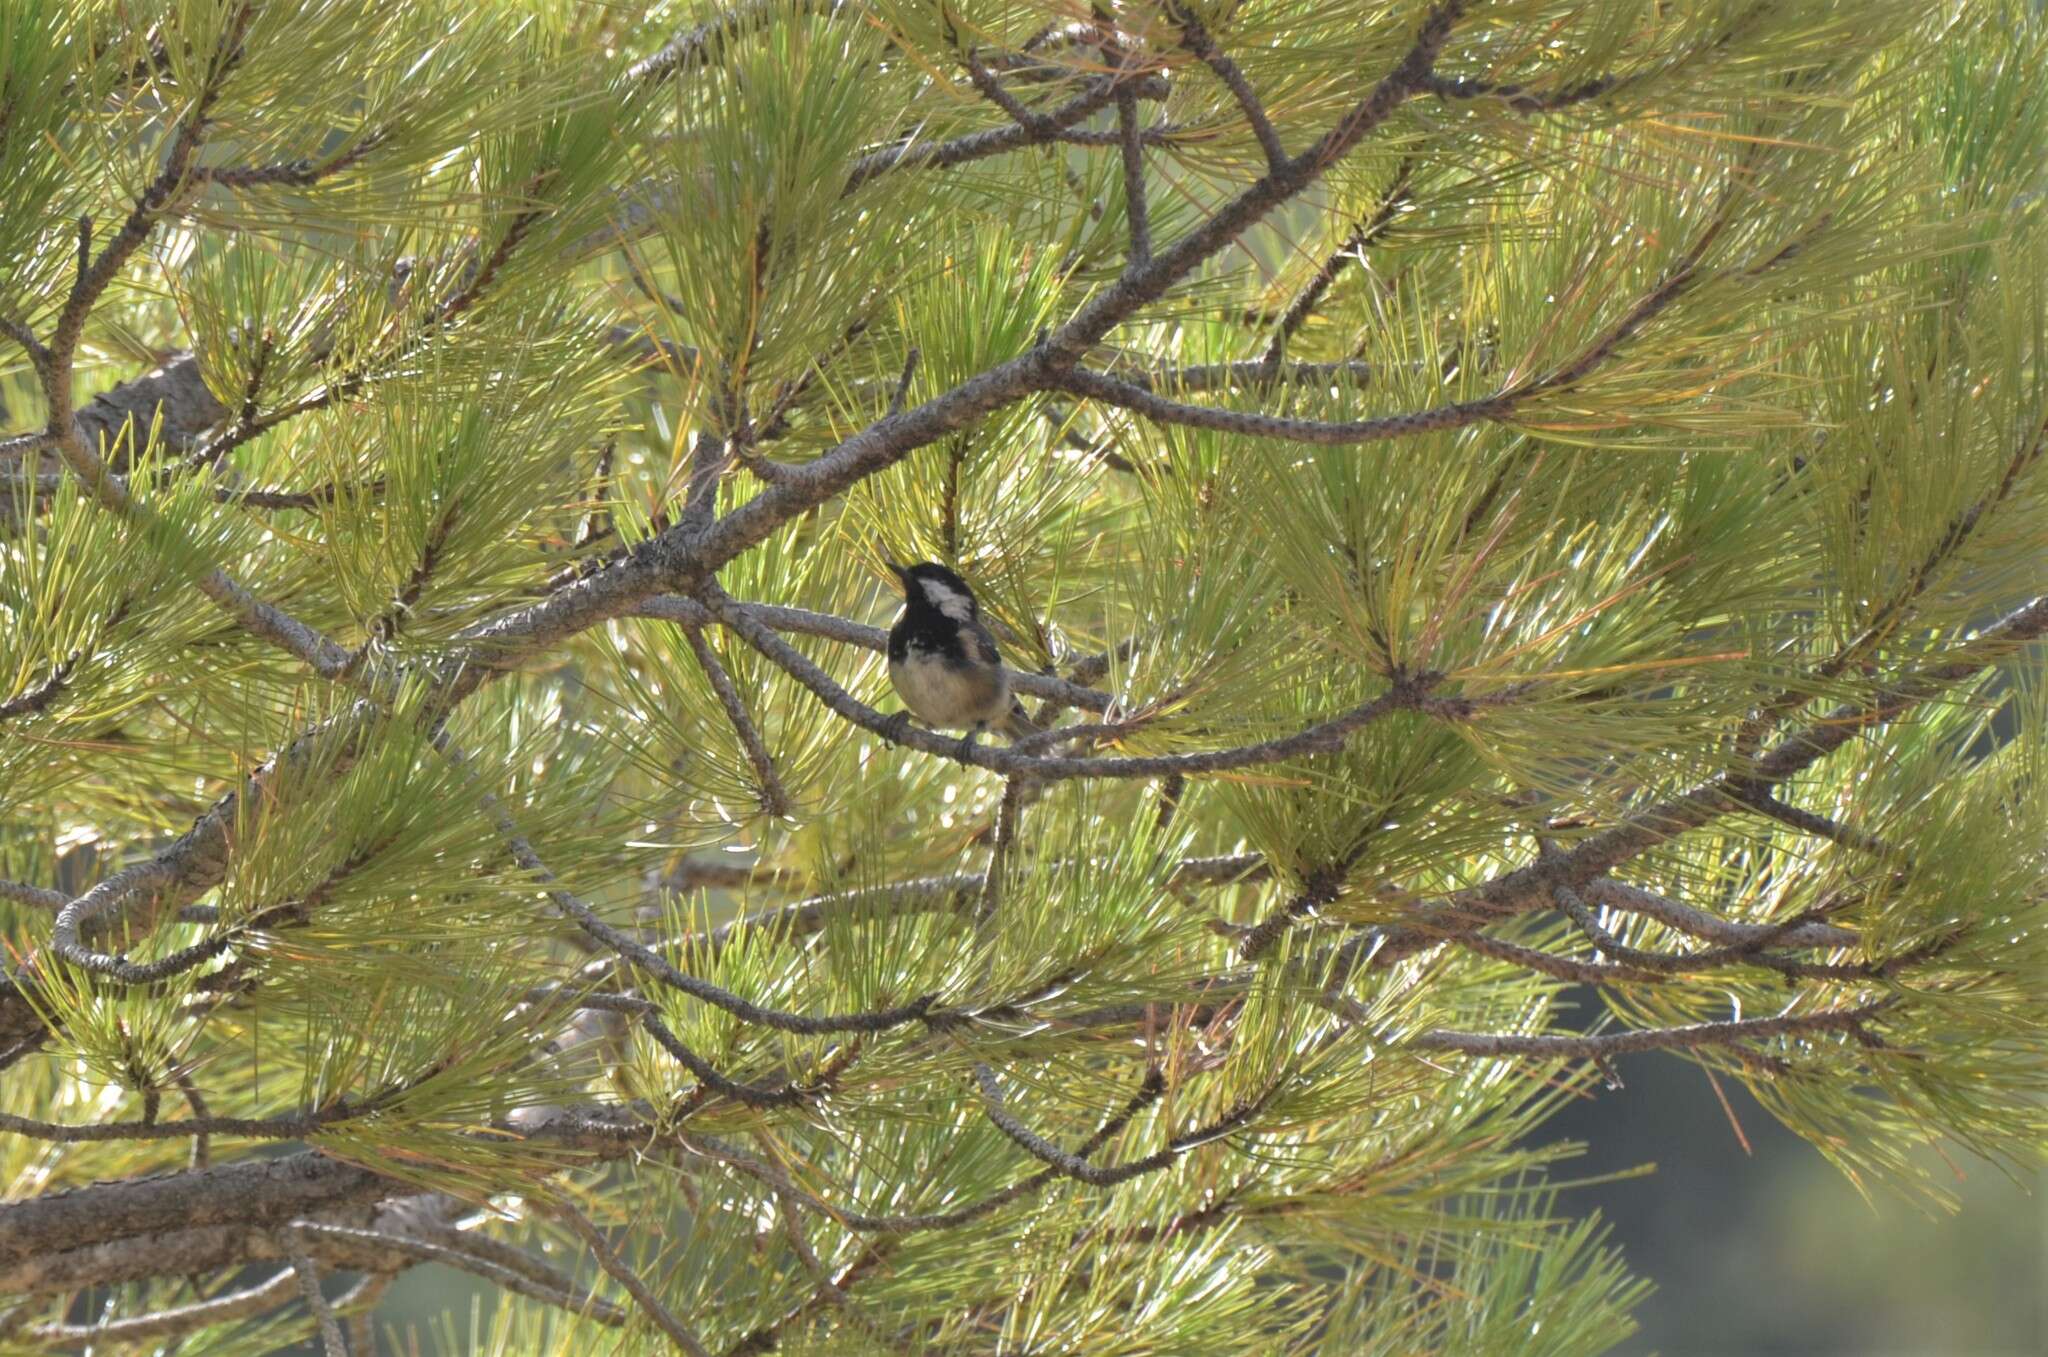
[996,699,1040,742]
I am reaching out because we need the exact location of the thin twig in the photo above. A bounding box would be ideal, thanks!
[886,346,921,416]
[684,1067,1166,1233]
[716,595,1493,780]
[16,1267,301,1347]
[1725,787,1906,861]
[774,1192,879,1336]
[640,1010,854,1109]
[289,1220,628,1325]
[1265,157,1415,362]
[844,71,1167,191]
[550,1198,713,1356]
[974,1063,1264,1187]
[283,1230,349,1357]
[1171,5,1287,170]
[685,626,792,816]
[1418,70,1617,113]
[439,736,935,1035]
[1411,999,1897,1060]
[1116,90,1151,267]
[175,1071,212,1170]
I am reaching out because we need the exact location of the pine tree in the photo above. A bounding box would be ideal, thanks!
[2,1,2043,1352]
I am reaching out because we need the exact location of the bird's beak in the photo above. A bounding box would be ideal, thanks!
[885,559,910,588]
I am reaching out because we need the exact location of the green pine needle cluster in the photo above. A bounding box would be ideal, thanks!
[1,0,2043,1353]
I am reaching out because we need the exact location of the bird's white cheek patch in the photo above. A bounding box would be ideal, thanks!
[920,579,976,623]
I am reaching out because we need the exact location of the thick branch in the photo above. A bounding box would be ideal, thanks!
[0,1151,390,1271]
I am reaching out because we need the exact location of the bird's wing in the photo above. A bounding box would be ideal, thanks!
[963,620,1003,668]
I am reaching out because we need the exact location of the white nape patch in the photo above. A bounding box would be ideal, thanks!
[919,576,976,623]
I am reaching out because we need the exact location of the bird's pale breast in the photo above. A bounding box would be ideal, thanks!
[889,647,1008,730]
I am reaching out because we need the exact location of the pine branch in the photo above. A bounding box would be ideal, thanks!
[721,1240,900,1357]
[684,626,793,817]
[0,1082,407,1146]
[1418,71,1618,113]
[1761,412,2047,726]
[42,829,391,991]
[1170,5,1287,171]
[0,652,82,725]
[1579,878,1862,954]
[629,0,810,85]
[13,1266,301,1347]
[1551,882,1864,980]
[289,1220,628,1326]
[960,48,1056,134]
[365,498,460,644]
[655,851,1265,955]
[192,130,389,190]
[0,878,66,911]
[684,1068,1164,1235]
[43,6,253,392]
[844,71,1168,192]
[773,1194,875,1335]
[974,1064,1264,1187]
[1723,788,1905,861]
[1238,862,1352,960]
[1094,357,1379,392]
[1411,999,1896,1060]
[0,316,52,381]
[283,1232,349,1357]
[175,1072,212,1171]
[443,735,937,1035]
[714,593,1497,780]
[1116,89,1152,268]
[640,1011,854,1109]
[0,1152,393,1273]
[632,594,1114,712]
[1053,364,1514,443]
[550,1199,713,1356]
[1455,594,2048,918]
[1264,157,1415,363]
[0,353,228,462]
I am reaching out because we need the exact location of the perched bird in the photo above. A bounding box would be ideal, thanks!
[885,561,1036,749]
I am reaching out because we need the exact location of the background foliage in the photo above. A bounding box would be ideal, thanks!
[1,0,2043,1352]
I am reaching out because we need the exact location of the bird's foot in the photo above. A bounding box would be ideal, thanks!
[954,725,984,761]
[880,712,913,745]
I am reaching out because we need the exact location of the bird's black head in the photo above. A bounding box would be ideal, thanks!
[888,560,980,624]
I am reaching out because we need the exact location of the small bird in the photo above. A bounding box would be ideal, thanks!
[885,560,1036,749]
